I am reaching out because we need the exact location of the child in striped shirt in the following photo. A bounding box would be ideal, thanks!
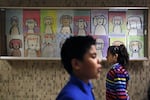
[106,45,130,100]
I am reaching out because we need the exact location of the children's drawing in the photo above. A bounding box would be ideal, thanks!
[127,16,142,35]
[73,10,90,36]
[9,16,20,35]
[40,10,57,34]
[128,36,144,58]
[60,15,72,34]
[96,38,104,58]
[127,10,144,36]
[109,11,126,35]
[44,16,54,34]
[24,34,41,57]
[91,10,108,35]
[25,18,38,33]
[42,34,57,57]
[129,40,142,58]
[6,34,24,56]
[9,39,22,56]
[23,10,40,34]
[112,40,124,46]
[112,16,123,33]
[75,18,87,36]
[93,15,107,35]
[57,10,73,34]
[6,9,22,35]
[110,36,126,46]
[93,35,109,59]
[56,33,72,57]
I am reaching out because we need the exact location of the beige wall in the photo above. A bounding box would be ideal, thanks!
[0,0,150,100]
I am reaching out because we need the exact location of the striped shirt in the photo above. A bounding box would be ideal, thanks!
[106,63,130,100]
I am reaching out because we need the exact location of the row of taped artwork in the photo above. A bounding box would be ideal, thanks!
[5,9,147,59]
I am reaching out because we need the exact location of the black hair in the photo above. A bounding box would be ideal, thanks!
[61,35,96,74]
[107,44,129,67]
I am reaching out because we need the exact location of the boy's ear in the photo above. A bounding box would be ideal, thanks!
[71,58,81,70]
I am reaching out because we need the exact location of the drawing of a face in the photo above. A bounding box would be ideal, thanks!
[127,16,142,29]
[11,16,18,26]
[112,41,124,46]
[93,15,106,26]
[97,18,104,25]
[96,38,104,50]
[61,15,72,26]
[25,35,40,50]
[127,16,142,35]
[26,19,37,30]
[130,41,142,52]
[44,16,53,25]
[132,44,139,52]
[130,21,137,28]
[44,35,52,44]
[9,39,22,49]
[113,16,122,25]
[77,19,87,29]
[44,34,55,45]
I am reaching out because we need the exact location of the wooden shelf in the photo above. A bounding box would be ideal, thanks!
[0,7,149,10]
[0,56,60,60]
[0,56,148,61]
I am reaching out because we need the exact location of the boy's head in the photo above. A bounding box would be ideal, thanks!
[61,35,96,74]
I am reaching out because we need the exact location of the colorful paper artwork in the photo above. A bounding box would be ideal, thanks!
[109,36,126,46]
[127,10,144,36]
[40,10,57,34]
[91,10,108,35]
[57,10,74,35]
[4,9,147,59]
[73,10,91,36]
[93,35,109,59]
[127,36,144,58]
[6,9,23,35]
[56,33,72,57]
[6,35,24,57]
[109,11,126,36]
[23,9,40,34]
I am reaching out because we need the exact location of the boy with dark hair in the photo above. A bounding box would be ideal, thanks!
[56,35,102,100]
